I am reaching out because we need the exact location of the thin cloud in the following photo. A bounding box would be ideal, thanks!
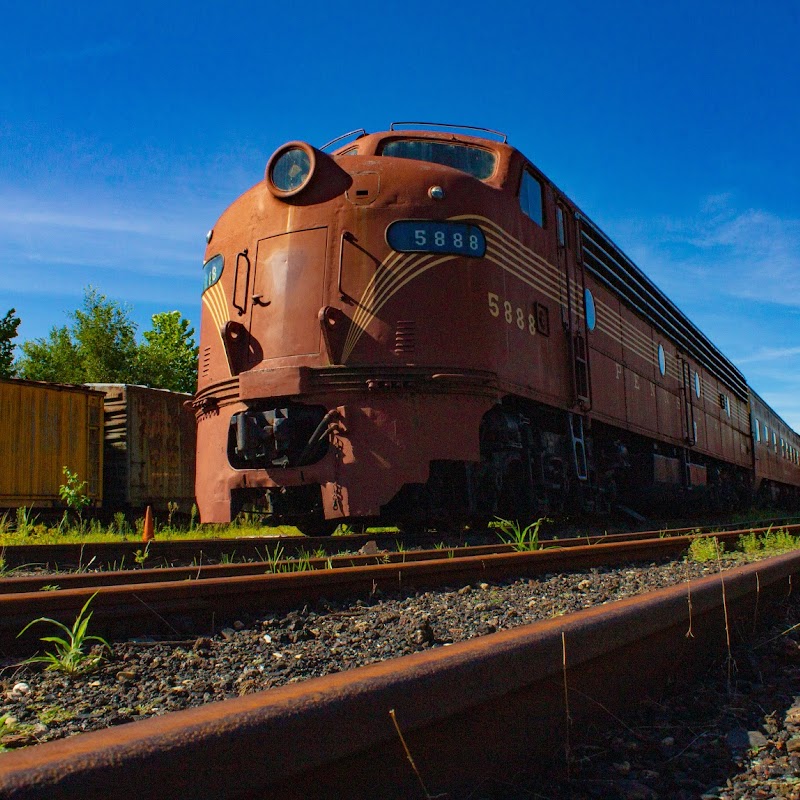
[737,346,800,364]
[35,39,128,63]
[622,200,800,310]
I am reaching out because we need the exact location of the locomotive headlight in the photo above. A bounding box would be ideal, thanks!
[266,142,316,198]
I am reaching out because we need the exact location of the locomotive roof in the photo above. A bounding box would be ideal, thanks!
[577,215,749,400]
[334,126,748,400]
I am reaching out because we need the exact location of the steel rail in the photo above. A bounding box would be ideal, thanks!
[2,522,798,595]
[0,528,792,656]
[0,550,798,799]
[1,517,796,572]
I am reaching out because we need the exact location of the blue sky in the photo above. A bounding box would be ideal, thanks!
[1,1,798,429]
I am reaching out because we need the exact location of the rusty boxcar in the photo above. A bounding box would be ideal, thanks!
[88,384,196,512]
[0,378,104,508]
[193,123,800,530]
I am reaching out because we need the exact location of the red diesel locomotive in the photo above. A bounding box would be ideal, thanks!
[194,123,800,530]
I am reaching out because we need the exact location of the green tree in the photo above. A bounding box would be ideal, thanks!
[17,288,137,383]
[135,311,198,393]
[16,326,82,383]
[0,308,21,378]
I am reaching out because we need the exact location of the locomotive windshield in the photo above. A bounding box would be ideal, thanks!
[380,140,496,180]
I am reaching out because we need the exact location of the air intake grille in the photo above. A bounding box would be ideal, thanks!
[394,320,416,356]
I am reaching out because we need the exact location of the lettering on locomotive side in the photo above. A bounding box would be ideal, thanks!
[387,220,486,257]
[487,292,549,337]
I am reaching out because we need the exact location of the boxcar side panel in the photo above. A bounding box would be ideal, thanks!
[0,379,103,507]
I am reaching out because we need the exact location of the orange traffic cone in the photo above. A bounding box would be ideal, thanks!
[142,506,155,542]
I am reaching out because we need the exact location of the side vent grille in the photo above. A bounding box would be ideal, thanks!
[394,320,416,356]
[201,346,212,378]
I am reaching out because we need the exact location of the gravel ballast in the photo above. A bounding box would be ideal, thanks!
[2,554,799,798]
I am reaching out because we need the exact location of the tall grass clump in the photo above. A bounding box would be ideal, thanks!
[494,517,547,552]
[18,593,111,674]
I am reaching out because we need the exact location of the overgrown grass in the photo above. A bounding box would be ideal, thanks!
[0,511,309,547]
[738,526,800,555]
[687,527,800,564]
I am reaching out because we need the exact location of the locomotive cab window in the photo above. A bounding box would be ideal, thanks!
[519,170,544,227]
[380,140,496,180]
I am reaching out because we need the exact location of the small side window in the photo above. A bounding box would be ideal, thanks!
[754,419,761,442]
[694,371,701,399]
[556,206,566,247]
[519,170,544,227]
[658,344,666,376]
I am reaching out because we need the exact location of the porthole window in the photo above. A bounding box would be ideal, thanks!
[657,344,666,376]
[694,371,701,399]
[584,288,596,331]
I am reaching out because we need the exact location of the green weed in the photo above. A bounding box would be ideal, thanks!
[58,467,91,523]
[687,536,724,563]
[494,517,548,552]
[18,592,112,674]
[15,507,36,536]
[133,543,150,568]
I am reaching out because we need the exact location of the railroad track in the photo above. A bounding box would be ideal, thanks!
[1,524,797,657]
[1,514,797,571]
[2,522,798,597]
[0,545,798,799]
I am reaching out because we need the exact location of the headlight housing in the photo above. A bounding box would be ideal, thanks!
[266,142,316,198]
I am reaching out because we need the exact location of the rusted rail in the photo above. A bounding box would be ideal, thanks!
[1,550,797,799]
[3,523,797,596]
[1,517,796,571]
[0,528,788,656]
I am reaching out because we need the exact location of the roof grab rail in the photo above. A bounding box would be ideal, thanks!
[389,121,508,143]
[319,129,367,151]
